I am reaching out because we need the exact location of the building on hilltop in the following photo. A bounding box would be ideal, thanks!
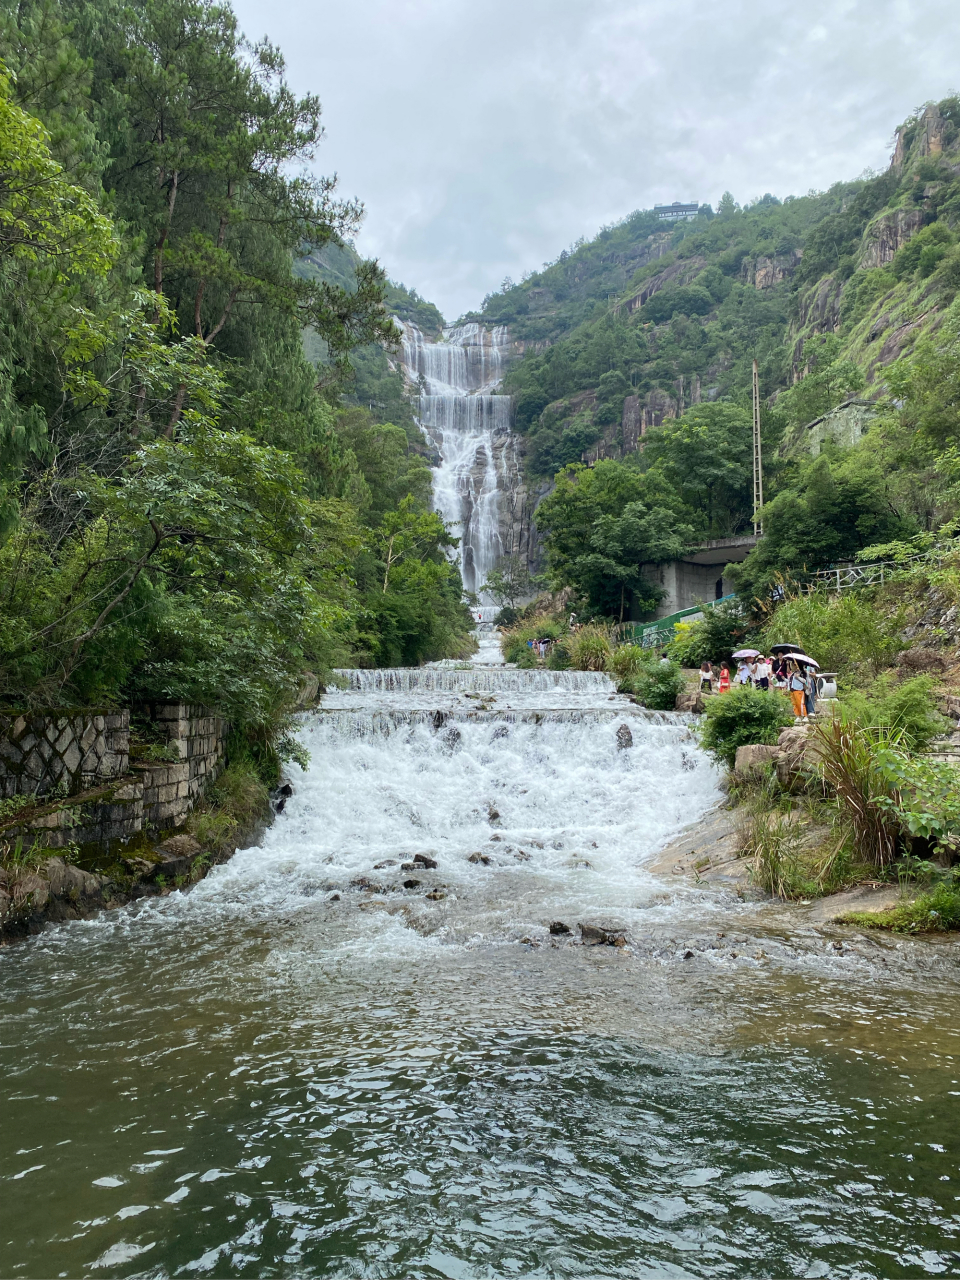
[654,202,699,221]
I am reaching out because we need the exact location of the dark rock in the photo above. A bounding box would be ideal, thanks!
[329,892,341,901]
[468,852,491,865]
[549,921,571,935]
[278,783,294,797]
[413,853,438,869]
[682,949,694,960]
[274,795,287,813]
[442,727,462,750]
[432,710,448,730]
[579,923,627,947]
[374,860,397,869]
[616,724,633,750]
[425,890,446,901]
[403,879,421,889]
[488,808,501,821]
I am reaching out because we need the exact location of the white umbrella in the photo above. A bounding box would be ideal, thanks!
[783,652,820,668]
[731,648,761,659]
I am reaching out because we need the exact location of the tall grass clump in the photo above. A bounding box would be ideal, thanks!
[568,625,612,671]
[188,760,271,853]
[838,674,946,750]
[761,592,904,678]
[812,716,902,868]
[608,644,648,679]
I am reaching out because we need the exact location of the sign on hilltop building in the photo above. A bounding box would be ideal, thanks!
[654,202,699,221]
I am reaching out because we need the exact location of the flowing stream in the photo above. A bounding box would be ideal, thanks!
[399,323,520,606]
[3,651,960,1277]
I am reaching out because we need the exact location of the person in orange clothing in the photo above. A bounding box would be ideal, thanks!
[788,662,807,719]
[717,663,731,693]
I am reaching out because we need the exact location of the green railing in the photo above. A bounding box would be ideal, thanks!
[616,594,738,650]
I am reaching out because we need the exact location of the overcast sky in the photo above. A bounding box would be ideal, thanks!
[234,0,960,321]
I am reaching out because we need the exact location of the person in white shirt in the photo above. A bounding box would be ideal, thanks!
[755,656,771,690]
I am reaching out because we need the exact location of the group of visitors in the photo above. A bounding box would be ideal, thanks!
[699,655,817,719]
[526,637,551,659]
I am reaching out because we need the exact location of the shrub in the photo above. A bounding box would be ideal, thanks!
[547,642,571,670]
[761,592,903,679]
[699,685,794,768]
[188,761,271,853]
[500,618,565,664]
[609,644,648,679]
[812,716,901,867]
[568,625,612,671]
[839,674,947,751]
[628,660,687,711]
[667,601,756,667]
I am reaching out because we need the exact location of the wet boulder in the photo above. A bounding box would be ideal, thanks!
[616,724,633,750]
[549,921,571,935]
[413,853,438,869]
[579,923,627,947]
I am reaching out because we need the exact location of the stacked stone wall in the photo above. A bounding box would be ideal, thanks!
[0,704,227,850]
[0,710,129,799]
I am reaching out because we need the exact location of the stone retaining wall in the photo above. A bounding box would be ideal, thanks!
[0,704,227,851]
[0,710,129,799]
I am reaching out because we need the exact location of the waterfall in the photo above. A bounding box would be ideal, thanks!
[399,321,522,606]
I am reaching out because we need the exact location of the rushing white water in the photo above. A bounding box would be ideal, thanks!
[400,322,520,604]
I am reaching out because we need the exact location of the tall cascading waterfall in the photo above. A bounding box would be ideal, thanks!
[399,322,525,611]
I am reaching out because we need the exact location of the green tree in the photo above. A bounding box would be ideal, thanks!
[535,460,695,618]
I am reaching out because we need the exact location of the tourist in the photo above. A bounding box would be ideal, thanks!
[717,663,731,693]
[755,655,771,691]
[772,655,787,690]
[805,668,818,718]
[735,660,751,686]
[699,660,713,692]
[747,657,759,685]
[788,663,807,719]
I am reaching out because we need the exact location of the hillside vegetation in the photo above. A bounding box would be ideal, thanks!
[482,98,960,619]
[0,0,474,766]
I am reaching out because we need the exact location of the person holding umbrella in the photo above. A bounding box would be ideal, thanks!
[787,661,807,719]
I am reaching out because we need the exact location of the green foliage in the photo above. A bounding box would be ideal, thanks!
[666,602,756,666]
[733,451,915,602]
[760,591,904,679]
[481,554,539,611]
[567,625,612,671]
[812,717,902,868]
[839,675,946,751]
[624,659,686,710]
[841,880,960,933]
[188,760,270,852]
[608,644,647,679]
[534,460,694,618]
[500,618,566,664]
[0,0,474,734]
[698,685,793,768]
[642,403,754,537]
[774,335,865,428]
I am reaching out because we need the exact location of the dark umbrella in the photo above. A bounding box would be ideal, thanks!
[769,642,802,655]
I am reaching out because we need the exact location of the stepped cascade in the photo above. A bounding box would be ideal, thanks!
[399,322,526,605]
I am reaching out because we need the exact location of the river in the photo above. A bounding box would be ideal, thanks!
[2,647,960,1277]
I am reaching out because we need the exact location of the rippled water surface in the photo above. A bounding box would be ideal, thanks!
[2,650,960,1278]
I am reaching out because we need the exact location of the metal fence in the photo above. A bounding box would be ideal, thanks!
[800,541,960,595]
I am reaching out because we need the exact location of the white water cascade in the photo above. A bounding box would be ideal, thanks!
[400,322,523,607]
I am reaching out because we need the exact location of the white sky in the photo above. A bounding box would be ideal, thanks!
[232,0,960,321]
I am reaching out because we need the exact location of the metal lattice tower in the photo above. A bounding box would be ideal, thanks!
[752,358,763,536]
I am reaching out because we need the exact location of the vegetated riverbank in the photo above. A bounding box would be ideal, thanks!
[0,763,278,945]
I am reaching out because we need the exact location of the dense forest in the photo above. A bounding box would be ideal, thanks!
[0,0,474,762]
[478,100,960,618]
